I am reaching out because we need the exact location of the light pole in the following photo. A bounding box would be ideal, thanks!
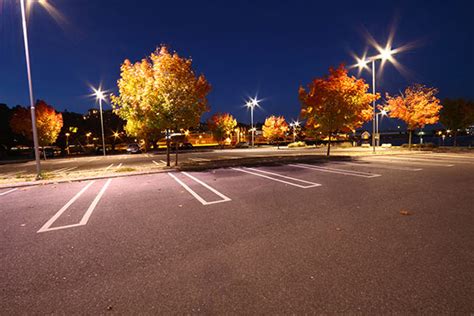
[245,97,260,148]
[375,109,388,146]
[290,120,300,143]
[65,132,70,155]
[20,0,42,179]
[93,87,107,156]
[355,46,397,153]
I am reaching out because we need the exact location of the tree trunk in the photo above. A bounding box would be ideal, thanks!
[408,130,412,150]
[175,141,179,166]
[277,140,280,149]
[327,134,331,156]
[166,129,171,167]
[453,131,458,147]
[42,146,47,160]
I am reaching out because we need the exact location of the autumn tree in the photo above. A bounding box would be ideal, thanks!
[299,65,378,156]
[111,45,211,166]
[439,99,474,146]
[385,84,442,149]
[208,113,237,147]
[10,100,63,158]
[262,115,289,148]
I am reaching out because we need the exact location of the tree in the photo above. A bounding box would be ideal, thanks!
[208,113,237,147]
[111,45,211,165]
[385,84,442,149]
[299,65,378,156]
[439,99,474,146]
[10,100,63,158]
[262,115,288,148]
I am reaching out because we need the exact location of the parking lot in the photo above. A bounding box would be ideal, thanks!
[1,152,473,313]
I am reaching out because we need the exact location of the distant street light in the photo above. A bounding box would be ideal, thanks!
[86,132,92,145]
[65,132,70,155]
[20,0,42,179]
[245,97,261,148]
[93,87,107,156]
[289,120,300,143]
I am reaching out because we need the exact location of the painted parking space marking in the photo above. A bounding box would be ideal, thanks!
[116,163,123,169]
[364,156,454,167]
[290,163,382,178]
[0,188,18,196]
[410,154,474,163]
[160,160,167,164]
[218,156,240,159]
[189,158,211,162]
[168,172,231,205]
[152,160,163,166]
[37,179,112,233]
[105,163,114,171]
[335,161,422,171]
[232,167,321,189]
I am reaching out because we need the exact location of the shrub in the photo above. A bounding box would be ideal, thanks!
[288,141,306,148]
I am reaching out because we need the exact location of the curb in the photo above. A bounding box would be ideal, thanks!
[0,150,435,189]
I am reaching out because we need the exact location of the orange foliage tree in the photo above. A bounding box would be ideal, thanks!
[385,84,442,149]
[111,45,211,165]
[262,115,289,148]
[208,113,237,146]
[10,100,63,157]
[299,65,378,156]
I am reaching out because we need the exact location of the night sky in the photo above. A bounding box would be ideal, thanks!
[1,0,472,129]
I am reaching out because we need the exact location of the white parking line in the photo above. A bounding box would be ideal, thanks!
[37,179,112,233]
[50,167,68,174]
[365,156,454,167]
[105,163,114,171]
[335,161,422,171]
[168,172,231,205]
[116,163,123,169]
[0,188,18,196]
[189,158,211,162]
[232,167,321,188]
[218,156,240,159]
[412,154,474,163]
[160,160,167,164]
[79,179,112,225]
[152,160,162,166]
[421,153,474,160]
[290,163,382,178]
[37,181,95,233]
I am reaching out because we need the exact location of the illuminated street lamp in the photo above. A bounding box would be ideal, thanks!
[93,87,107,156]
[354,45,397,153]
[20,0,42,179]
[65,132,70,155]
[86,132,92,145]
[289,120,300,143]
[245,97,261,148]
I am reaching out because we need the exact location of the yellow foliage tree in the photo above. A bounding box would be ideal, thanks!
[262,115,289,148]
[208,113,237,146]
[385,84,442,149]
[299,65,378,156]
[111,45,211,165]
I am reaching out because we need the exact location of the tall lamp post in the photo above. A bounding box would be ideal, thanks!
[93,87,107,156]
[245,97,260,148]
[20,0,42,179]
[354,42,399,153]
[290,120,300,143]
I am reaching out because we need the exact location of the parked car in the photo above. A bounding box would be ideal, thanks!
[179,143,194,150]
[235,141,249,148]
[95,145,112,155]
[126,143,141,154]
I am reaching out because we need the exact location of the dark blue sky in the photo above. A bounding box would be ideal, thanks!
[1,0,472,128]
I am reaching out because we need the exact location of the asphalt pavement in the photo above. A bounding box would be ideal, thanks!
[1,152,473,313]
